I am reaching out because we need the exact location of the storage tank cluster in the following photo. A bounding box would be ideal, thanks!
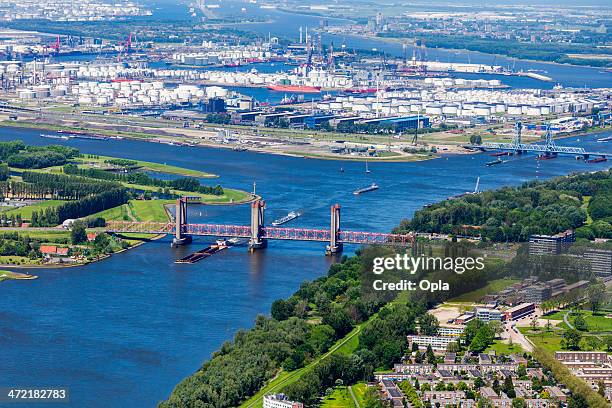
[74,62,353,89]
[67,80,230,107]
[423,77,502,88]
[315,88,607,119]
[17,84,68,99]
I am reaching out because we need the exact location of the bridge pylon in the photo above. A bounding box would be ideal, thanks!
[172,197,192,247]
[512,121,524,154]
[325,203,343,255]
[249,199,267,252]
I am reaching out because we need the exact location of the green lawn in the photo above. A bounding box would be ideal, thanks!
[352,383,368,407]
[321,386,356,408]
[75,155,217,178]
[544,310,612,332]
[485,339,524,355]
[449,279,519,303]
[519,327,563,353]
[92,200,172,222]
[2,200,67,220]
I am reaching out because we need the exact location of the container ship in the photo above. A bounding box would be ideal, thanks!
[267,84,321,93]
[272,210,301,226]
[353,183,379,195]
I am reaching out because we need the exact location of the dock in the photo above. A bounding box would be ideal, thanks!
[175,243,228,264]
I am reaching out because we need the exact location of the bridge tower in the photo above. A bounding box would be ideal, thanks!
[249,199,267,252]
[512,121,523,154]
[172,197,192,247]
[326,204,343,255]
[542,124,559,159]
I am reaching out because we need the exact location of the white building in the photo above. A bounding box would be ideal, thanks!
[407,335,459,351]
[263,394,303,408]
[476,308,503,322]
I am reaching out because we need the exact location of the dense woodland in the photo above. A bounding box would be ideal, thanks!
[0,140,79,168]
[395,170,611,242]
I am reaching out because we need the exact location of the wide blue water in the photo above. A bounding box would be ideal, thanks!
[0,126,610,407]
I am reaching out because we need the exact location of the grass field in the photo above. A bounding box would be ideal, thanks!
[76,155,217,178]
[352,383,368,406]
[545,310,612,332]
[519,327,563,353]
[485,339,524,355]
[449,279,519,303]
[321,386,356,408]
[92,200,172,222]
[1,200,68,220]
[0,255,44,266]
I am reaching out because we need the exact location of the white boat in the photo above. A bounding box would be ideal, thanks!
[272,211,301,226]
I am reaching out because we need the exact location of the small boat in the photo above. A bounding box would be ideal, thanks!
[340,167,344,173]
[485,159,503,166]
[272,210,301,226]
[365,159,371,174]
[353,183,379,195]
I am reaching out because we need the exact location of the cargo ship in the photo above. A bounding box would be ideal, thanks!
[597,136,612,142]
[272,210,301,226]
[267,84,321,93]
[353,183,379,195]
[587,157,607,164]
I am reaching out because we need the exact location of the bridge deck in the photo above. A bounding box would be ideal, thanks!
[106,221,414,245]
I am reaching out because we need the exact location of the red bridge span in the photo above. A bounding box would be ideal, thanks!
[105,198,414,255]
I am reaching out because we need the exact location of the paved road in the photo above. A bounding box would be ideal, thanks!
[563,312,575,330]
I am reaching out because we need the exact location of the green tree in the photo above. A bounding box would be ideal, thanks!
[587,283,606,315]
[70,220,87,244]
[561,328,582,350]
[419,313,440,336]
[573,314,588,331]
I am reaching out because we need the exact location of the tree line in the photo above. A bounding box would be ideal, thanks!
[30,188,129,227]
[63,164,224,196]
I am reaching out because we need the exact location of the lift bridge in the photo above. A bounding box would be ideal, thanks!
[105,198,415,255]
[479,122,609,159]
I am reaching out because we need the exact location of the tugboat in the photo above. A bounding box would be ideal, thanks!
[272,210,301,226]
[353,183,379,195]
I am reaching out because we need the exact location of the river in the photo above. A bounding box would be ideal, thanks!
[0,126,610,406]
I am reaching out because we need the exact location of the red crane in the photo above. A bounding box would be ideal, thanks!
[50,35,60,53]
